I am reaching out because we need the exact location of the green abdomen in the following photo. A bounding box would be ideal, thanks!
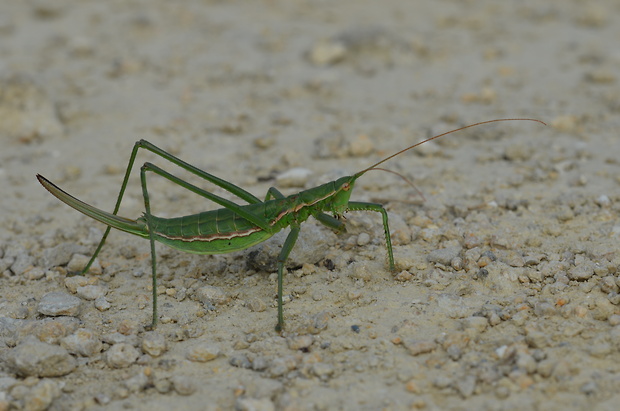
[148,206,275,255]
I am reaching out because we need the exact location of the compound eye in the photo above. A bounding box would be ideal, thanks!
[342,183,350,191]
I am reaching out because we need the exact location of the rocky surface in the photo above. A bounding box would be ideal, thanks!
[1,1,619,410]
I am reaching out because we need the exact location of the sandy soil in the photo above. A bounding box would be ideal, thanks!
[1,0,620,410]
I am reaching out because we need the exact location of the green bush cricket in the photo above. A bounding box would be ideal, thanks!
[37,118,544,331]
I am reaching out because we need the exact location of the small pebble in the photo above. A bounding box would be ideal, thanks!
[247,298,266,312]
[94,296,112,311]
[524,328,551,348]
[551,360,572,380]
[94,393,111,405]
[581,381,598,395]
[186,342,220,362]
[348,134,374,157]
[235,398,276,411]
[451,257,464,271]
[105,343,140,368]
[567,262,595,281]
[308,39,346,65]
[172,375,196,395]
[154,378,172,394]
[9,250,35,276]
[61,328,103,357]
[251,356,269,372]
[462,316,488,334]
[306,311,330,334]
[447,345,462,360]
[76,285,106,300]
[350,262,372,281]
[433,376,452,389]
[357,232,371,246]
[516,353,537,374]
[124,371,149,393]
[494,385,510,399]
[455,374,476,398]
[229,354,252,369]
[527,270,543,283]
[588,341,612,358]
[275,168,313,188]
[67,254,97,273]
[599,276,618,293]
[269,356,299,378]
[463,234,482,249]
[403,339,436,356]
[31,318,78,344]
[534,302,556,317]
[287,335,314,350]
[23,267,46,281]
[537,359,555,378]
[0,75,63,141]
[488,312,502,326]
[22,379,61,411]
[394,270,413,281]
[7,336,76,377]
[427,246,462,266]
[37,292,82,317]
[64,275,94,293]
[194,286,230,306]
[41,243,85,270]
[0,256,15,274]
[592,297,616,321]
[310,362,334,380]
[441,332,470,351]
[142,332,167,357]
[405,379,421,394]
[584,70,615,84]
[117,319,139,335]
[608,314,620,326]
[347,290,362,300]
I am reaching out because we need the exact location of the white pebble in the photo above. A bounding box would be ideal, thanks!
[357,232,371,246]
[171,375,196,396]
[142,332,167,357]
[38,292,82,317]
[22,379,61,411]
[105,343,140,368]
[23,267,46,281]
[7,336,76,377]
[61,328,103,357]
[94,296,111,311]
[76,285,106,300]
[276,168,313,188]
[595,194,611,208]
[195,286,229,306]
[186,342,220,362]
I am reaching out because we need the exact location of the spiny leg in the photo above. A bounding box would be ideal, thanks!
[347,201,395,271]
[137,161,277,328]
[266,186,342,331]
[275,225,300,332]
[315,213,346,233]
[81,140,262,275]
[140,162,270,230]
[135,140,262,204]
[140,164,159,329]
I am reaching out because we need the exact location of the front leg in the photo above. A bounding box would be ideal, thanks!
[347,201,395,271]
[315,212,347,233]
[275,225,301,332]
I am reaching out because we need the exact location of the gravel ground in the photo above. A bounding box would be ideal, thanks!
[1,1,620,410]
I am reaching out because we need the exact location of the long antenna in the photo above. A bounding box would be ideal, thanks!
[355,118,546,177]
